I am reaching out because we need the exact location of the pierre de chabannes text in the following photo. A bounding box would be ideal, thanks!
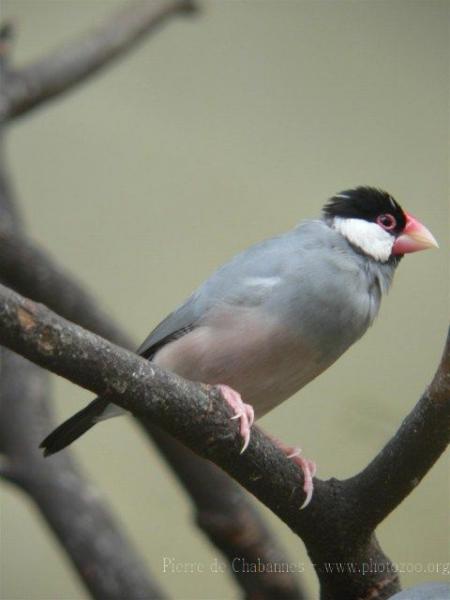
[162,557,449,576]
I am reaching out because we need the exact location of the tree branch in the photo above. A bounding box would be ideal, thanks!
[0,0,196,122]
[350,332,450,531]
[0,282,448,598]
[0,227,305,599]
[0,349,166,600]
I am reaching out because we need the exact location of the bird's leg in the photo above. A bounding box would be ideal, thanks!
[216,384,254,454]
[270,436,316,509]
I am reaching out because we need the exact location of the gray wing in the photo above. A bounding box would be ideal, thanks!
[137,220,336,359]
[136,295,199,358]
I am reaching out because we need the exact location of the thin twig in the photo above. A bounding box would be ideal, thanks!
[0,0,196,122]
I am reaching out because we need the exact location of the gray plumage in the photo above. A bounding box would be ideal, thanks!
[44,184,437,457]
[137,220,397,418]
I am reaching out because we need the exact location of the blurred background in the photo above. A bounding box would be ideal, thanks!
[1,1,448,598]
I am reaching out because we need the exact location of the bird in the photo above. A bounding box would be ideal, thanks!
[40,186,438,507]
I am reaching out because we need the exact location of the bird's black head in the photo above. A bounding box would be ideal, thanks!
[321,186,437,262]
[323,187,406,235]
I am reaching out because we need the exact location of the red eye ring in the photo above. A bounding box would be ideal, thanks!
[376,213,397,231]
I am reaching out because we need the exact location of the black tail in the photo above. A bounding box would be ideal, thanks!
[40,398,109,457]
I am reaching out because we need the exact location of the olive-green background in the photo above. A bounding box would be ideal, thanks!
[1,1,448,599]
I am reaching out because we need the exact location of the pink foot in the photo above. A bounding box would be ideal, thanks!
[217,384,254,454]
[273,439,316,509]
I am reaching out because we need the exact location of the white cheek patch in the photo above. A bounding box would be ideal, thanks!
[332,217,394,262]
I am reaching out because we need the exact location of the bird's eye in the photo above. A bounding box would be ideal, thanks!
[376,214,397,231]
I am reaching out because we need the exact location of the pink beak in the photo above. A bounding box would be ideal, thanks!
[392,212,439,255]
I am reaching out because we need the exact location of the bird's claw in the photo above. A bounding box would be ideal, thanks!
[217,384,254,453]
[274,442,316,509]
[288,448,316,508]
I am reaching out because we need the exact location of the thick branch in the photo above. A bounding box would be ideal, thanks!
[0,0,196,122]
[0,281,315,527]
[1,283,448,598]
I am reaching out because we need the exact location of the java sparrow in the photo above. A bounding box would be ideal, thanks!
[41,187,438,507]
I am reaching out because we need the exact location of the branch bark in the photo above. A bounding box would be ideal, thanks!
[1,282,448,599]
[0,0,196,122]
